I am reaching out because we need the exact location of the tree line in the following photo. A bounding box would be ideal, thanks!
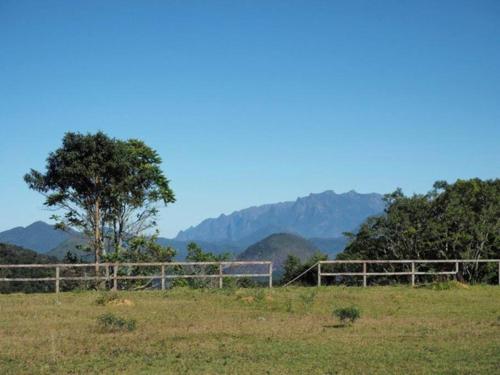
[284,178,500,284]
[20,132,500,286]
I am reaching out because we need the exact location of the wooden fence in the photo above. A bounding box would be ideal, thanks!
[2,259,499,292]
[0,261,273,293]
[317,259,500,287]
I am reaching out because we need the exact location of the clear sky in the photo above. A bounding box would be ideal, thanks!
[1,0,499,237]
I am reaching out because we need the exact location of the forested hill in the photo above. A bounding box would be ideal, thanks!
[175,190,384,246]
[237,233,321,273]
[0,243,59,293]
[0,243,57,264]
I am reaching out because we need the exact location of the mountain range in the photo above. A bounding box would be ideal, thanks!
[0,221,76,253]
[176,190,384,246]
[0,190,384,264]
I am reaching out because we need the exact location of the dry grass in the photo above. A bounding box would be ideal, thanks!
[1,285,499,374]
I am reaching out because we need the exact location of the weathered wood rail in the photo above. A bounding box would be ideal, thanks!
[2,259,499,292]
[0,261,273,293]
[317,259,500,287]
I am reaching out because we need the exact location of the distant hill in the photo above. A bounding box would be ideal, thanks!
[175,190,384,246]
[238,233,321,272]
[0,220,243,260]
[45,236,93,261]
[0,221,75,253]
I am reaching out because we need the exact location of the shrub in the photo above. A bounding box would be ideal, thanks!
[333,306,360,325]
[95,292,120,305]
[97,313,136,332]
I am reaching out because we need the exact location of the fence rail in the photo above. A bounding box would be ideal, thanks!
[2,259,499,292]
[317,259,500,287]
[0,261,273,293]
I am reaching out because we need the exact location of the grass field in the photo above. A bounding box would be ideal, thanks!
[1,285,499,374]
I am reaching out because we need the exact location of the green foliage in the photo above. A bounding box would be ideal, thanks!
[96,313,136,333]
[299,289,317,306]
[253,288,266,302]
[341,178,500,283]
[185,242,231,263]
[171,242,231,289]
[24,131,175,262]
[100,232,176,290]
[0,243,57,293]
[235,277,257,288]
[102,232,175,264]
[282,253,327,286]
[333,306,361,325]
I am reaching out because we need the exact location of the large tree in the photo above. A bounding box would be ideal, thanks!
[24,132,175,265]
[105,139,175,253]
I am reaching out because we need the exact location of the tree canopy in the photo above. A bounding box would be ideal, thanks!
[339,178,500,282]
[24,132,175,264]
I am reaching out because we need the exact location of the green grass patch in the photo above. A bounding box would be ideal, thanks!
[96,313,136,333]
[0,285,499,374]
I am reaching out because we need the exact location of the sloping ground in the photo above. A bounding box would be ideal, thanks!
[0,286,498,374]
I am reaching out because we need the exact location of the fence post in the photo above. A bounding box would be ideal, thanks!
[317,262,321,287]
[113,264,118,291]
[105,264,110,290]
[498,261,500,286]
[219,263,223,289]
[161,265,165,290]
[363,262,367,287]
[455,261,459,280]
[55,266,60,293]
[411,262,415,287]
[268,262,273,288]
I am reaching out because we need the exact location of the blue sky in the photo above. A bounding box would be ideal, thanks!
[1,0,499,237]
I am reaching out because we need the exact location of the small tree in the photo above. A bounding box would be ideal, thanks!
[102,232,176,290]
[281,253,328,286]
[175,243,231,288]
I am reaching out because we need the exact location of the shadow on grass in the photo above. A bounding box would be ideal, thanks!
[322,324,348,329]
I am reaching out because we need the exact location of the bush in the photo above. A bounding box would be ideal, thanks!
[333,306,360,325]
[97,313,136,332]
[95,292,120,305]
